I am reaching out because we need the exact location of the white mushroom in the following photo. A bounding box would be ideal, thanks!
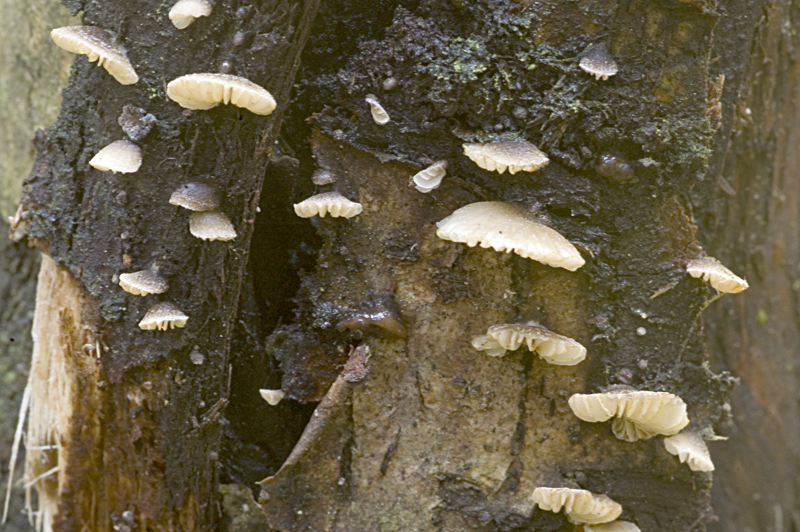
[51,26,139,85]
[259,389,285,406]
[532,487,622,525]
[568,390,690,442]
[293,192,362,218]
[167,73,277,115]
[169,0,213,29]
[89,140,142,174]
[585,521,641,532]
[189,211,237,241]
[118,270,168,296]
[472,324,586,365]
[579,43,618,81]
[413,161,447,193]
[436,202,584,271]
[365,94,390,125]
[138,302,188,331]
[686,257,748,293]
[463,141,549,174]
[663,432,714,472]
[170,182,220,212]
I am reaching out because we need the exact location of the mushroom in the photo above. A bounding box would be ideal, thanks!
[413,161,447,193]
[365,94,390,125]
[463,141,549,174]
[294,192,363,218]
[311,168,336,185]
[167,73,277,115]
[532,487,622,525]
[471,324,586,365]
[259,389,285,406]
[89,140,142,174]
[169,182,220,211]
[585,521,641,532]
[579,43,618,81]
[663,432,714,472]
[118,270,169,296]
[138,301,188,331]
[118,105,156,142]
[50,26,139,85]
[686,257,748,293]
[568,390,690,442]
[436,202,585,271]
[169,0,213,29]
[189,211,237,241]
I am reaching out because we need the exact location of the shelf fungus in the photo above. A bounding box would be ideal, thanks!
[579,43,618,81]
[585,521,641,532]
[294,192,363,218]
[259,389,286,406]
[167,73,276,115]
[686,257,748,294]
[118,270,168,296]
[436,202,584,271]
[169,0,213,29]
[365,94,390,125]
[471,324,586,365]
[170,182,220,212]
[532,487,622,525]
[138,301,188,331]
[413,161,447,193]
[663,432,714,472]
[89,140,142,174]
[51,26,139,85]
[568,390,690,442]
[463,140,549,174]
[189,211,237,241]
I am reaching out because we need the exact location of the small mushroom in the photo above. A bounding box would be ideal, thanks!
[663,432,714,472]
[51,26,139,85]
[294,192,362,218]
[472,324,586,365]
[118,105,156,142]
[138,301,188,331]
[118,270,169,296]
[311,168,336,186]
[686,257,748,293]
[568,390,690,442]
[167,73,277,115]
[596,150,634,182]
[169,0,213,29]
[89,140,142,174]
[170,182,220,211]
[189,211,237,241]
[579,43,618,81]
[463,141,549,174]
[436,202,584,271]
[259,389,286,406]
[413,161,447,193]
[532,487,622,525]
[337,309,407,340]
[365,94,390,125]
[585,521,641,532]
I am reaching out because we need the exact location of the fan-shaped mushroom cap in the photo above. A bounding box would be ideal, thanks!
[463,141,549,174]
[436,202,584,271]
[585,521,641,532]
[568,390,690,442]
[189,211,237,241]
[579,44,618,81]
[472,324,586,365]
[365,94,390,125]
[169,0,212,29]
[532,487,622,525]
[51,26,139,85]
[664,432,714,472]
[686,257,748,293]
[118,270,168,296]
[138,301,188,331]
[259,389,285,406]
[170,182,220,211]
[89,140,142,174]
[167,73,277,115]
[413,161,447,193]
[294,192,363,218]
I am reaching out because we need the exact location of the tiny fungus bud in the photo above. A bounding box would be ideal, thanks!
[532,487,622,525]
[189,211,237,241]
[235,6,251,20]
[584,521,641,532]
[686,257,748,293]
[138,301,188,331]
[337,307,407,340]
[118,105,156,142]
[169,0,213,29]
[512,106,528,120]
[436,202,584,271]
[50,26,139,85]
[663,432,714,472]
[89,140,142,174]
[294,192,363,218]
[259,389,286,406]
[311,168,336,185]
[233,31,247,46]
[596,150,634,182]
[365,94,390,125]
[167,73,277,115]
[219,60,234,74]
[383,77,398,91]
[169,182,220,211]
[471,323,586,365]
[412,161,447,193]
[118,270,169,296]
[463,140,549,174]
[579,43,618,81]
